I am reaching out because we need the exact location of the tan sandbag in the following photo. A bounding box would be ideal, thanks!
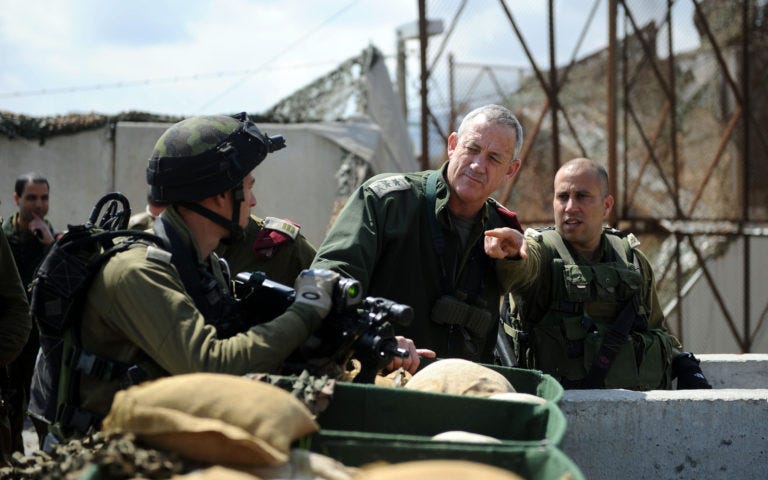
[172,466,262,479]
[102,373,318,466]
[431,430,502,443]
[356,460,524,480]
[374,368,412,388]
[488,391,547,404]
[404,359,515,397]
[243,448,358,480]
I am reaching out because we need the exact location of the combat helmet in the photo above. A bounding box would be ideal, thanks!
[146,112,285,240]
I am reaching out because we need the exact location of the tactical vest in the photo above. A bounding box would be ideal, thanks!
[509,228,674,390]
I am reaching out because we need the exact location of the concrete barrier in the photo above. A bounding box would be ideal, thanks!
[698,353,768,388]
[560,354,768,480]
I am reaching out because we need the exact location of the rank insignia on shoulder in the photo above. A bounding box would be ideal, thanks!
[368,175,410,198]
[263,216,300,240]
[626,232,641,249]
[146,245,172,264]
[253,217,300,259]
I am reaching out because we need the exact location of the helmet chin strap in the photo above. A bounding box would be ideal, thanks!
[179,184,245,244]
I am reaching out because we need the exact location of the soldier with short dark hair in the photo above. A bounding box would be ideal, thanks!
[496,157,711,390]
[2,172,58,454]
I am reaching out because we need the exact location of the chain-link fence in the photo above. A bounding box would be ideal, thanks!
[411,0,768,352]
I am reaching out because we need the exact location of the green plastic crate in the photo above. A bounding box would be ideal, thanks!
[308,430,585,480]
[315,381,567,445]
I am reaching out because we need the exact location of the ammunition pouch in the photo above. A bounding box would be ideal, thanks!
[533,316,674,390]
[431,295,494,337]
[431,294,494,356]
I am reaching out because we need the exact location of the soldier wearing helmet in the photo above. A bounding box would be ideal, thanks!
[29,113,368,441]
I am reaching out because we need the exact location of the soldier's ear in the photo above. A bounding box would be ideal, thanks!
[603,194,615,217]
[447,132,459,156]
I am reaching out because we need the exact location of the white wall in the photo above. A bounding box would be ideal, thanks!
[1,120,400,247]
[0,127,113,230]
[674,237,768,354]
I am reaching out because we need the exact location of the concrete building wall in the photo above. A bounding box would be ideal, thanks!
[1,120,397,247]
[0,127,113,230]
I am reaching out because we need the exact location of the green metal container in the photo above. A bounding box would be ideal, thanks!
[481,363,565,404]
[309,430,585,480]
[316,381,566,444]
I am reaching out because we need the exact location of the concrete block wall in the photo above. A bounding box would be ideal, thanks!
[560,354,768,480]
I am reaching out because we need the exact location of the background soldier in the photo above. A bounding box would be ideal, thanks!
[217,214,317,286]
[129,193,316,286]
[493,157,711,390]
[2,173,57,454]
[126,193,165,231]
[312,104,522,364]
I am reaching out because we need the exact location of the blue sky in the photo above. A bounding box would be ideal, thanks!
[0,0,699,118]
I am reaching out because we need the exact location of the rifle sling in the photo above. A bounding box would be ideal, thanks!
[583,299,636,388]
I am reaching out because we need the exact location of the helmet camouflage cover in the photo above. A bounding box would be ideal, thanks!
[146,112,285,204]
[152,115,241,159]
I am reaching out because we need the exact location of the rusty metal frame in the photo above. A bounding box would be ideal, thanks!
[421,0,767,351]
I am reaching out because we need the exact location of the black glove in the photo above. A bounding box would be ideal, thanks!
[672,352,712,389]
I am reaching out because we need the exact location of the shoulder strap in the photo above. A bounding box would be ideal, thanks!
[540,228,576,265]
[425,170,451,293]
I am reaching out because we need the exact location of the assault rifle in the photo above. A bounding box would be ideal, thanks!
[234,271,413,383]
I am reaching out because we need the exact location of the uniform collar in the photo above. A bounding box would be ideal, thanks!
[3,212,51,241]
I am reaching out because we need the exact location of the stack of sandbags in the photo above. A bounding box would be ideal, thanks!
[102,372,357,480]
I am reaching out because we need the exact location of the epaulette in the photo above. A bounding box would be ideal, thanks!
[488,199,522,232]
[146,245,172,264]
[603,226,641,249]
[252,216,301,259]
[367,175,410,198]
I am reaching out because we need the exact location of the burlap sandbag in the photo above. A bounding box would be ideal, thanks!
[489,391,547,404]
[404,359,515,397]
[356,460,524,480]
[102,373,319,466]
[244,448,358,480]
[172,466,262,479]
[431,430,503,443]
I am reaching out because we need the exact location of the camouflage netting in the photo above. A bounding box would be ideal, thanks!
[0,111,290,142]
[265,45,380,123]
[0,432,199,479]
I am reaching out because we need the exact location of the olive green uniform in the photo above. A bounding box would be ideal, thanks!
[0,228,31,367]
[312,165,522,363]
[2,213,56,288]
[0,227,31,462]
[77,206,322,418]
[217,215,316,286]
[127,208,157,232]
[2,213,55,452]
[505,227,681,390]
